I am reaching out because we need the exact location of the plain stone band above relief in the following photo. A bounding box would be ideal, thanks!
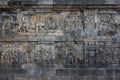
[0,0,120,5]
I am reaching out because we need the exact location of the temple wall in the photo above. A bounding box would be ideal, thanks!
[0,0,120,80]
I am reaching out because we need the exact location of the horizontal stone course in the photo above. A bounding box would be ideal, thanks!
[0,0,120,6]
[56,68,119,76]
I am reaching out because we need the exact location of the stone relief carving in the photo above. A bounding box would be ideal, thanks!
[0,10,120,69]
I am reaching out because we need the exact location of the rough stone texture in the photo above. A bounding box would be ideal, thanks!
[0,0,120,5]
[0,0,120,80]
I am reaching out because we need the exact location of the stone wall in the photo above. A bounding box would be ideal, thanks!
[0,1,120,80]
[1,0,120,5]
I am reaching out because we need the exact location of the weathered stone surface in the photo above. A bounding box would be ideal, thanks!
[0,0,120,80]
[0,0,120,5]
[0,69,26,75]
[106,69,113,76]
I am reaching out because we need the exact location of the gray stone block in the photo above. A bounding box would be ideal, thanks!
[56,69,76,76]
[90,69,105,76]
[106,69,113,76]
[0,76,8,80]
[0,69,26,75]
[87,0,106,4]
[76,69,90,76]
[114,69,120,75]
[103,77,113,80]
[86,76,97,80]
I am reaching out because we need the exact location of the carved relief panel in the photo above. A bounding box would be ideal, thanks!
[55,42,85,67]
[97,11,118,36]
[0,42,35,68]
